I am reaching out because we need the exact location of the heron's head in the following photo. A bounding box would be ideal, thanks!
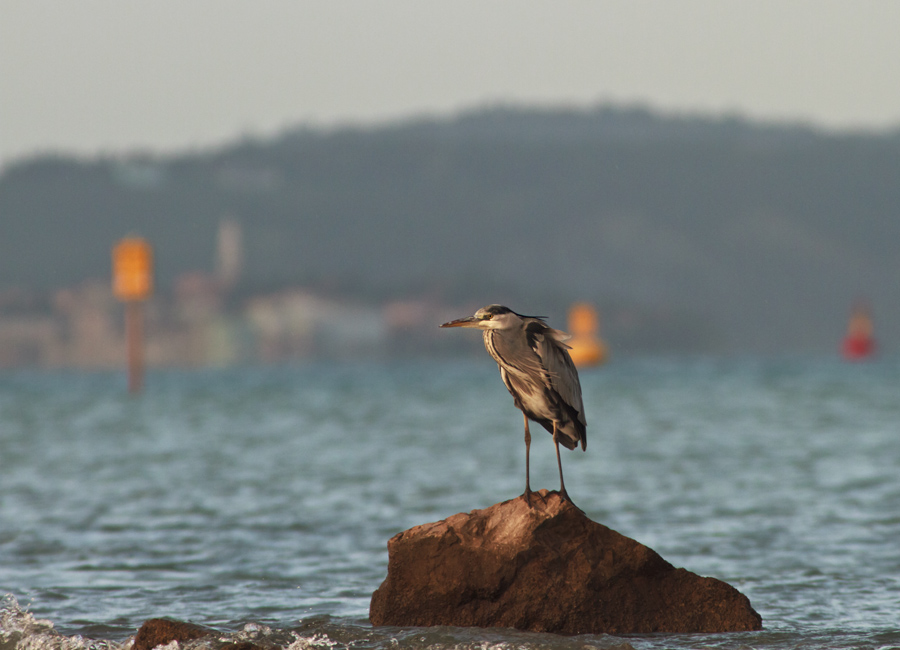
[440,304,523,331]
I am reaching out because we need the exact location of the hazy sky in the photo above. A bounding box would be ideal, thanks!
[3,1,900,165]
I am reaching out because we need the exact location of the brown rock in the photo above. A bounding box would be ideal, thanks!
[369,490,762,634]
[133,618,214,650]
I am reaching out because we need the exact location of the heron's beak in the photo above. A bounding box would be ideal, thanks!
[440,316,479,328]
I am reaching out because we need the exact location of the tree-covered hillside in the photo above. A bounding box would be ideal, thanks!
[2,105,899,353]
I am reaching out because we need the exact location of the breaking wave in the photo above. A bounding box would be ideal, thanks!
[0,595,125,650]
[1,595,643,650]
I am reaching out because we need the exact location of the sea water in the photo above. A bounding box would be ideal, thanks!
[2,357,900,649]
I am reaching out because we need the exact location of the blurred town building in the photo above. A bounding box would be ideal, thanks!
[0,277,459,369]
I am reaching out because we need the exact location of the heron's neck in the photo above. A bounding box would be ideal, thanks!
[482,328,515,367]
[482,329,499,364]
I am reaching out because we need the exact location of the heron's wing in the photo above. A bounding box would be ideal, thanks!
[527,321,586,428]
[544,327,573,349]
[490,327,548,385]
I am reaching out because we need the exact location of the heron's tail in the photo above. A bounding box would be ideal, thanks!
[555,415,586,451]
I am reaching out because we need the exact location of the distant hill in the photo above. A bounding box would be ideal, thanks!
[2,104,900,354]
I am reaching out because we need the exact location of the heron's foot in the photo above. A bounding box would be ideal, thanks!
[557,489,584,511]
[522,488,551,507]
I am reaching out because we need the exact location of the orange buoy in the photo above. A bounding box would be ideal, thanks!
[566,303,608,367]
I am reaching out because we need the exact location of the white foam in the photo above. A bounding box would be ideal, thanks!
[284,632,341,650]
[0,595,126,650]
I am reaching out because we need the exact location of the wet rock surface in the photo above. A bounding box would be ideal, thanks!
[370,490,762,634]
[132,619,271,650]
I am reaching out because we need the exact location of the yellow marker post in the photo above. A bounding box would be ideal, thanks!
[112,237,153,393]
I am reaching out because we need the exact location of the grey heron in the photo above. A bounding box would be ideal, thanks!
[440,304,587,503]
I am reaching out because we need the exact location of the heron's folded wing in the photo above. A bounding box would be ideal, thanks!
[532,327,586,428]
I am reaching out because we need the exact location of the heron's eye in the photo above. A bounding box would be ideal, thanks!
[480,313,493,320]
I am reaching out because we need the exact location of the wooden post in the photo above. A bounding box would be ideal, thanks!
[125,300,144,394]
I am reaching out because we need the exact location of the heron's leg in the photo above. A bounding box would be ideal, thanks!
[552,422,570,501]
[523,414,532,505]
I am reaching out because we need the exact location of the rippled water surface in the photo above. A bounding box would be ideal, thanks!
[2,358,900,649]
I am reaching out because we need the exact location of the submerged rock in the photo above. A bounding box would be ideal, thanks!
[369,490,762,635]
[133,619,214,650]
[133,619,269,650]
